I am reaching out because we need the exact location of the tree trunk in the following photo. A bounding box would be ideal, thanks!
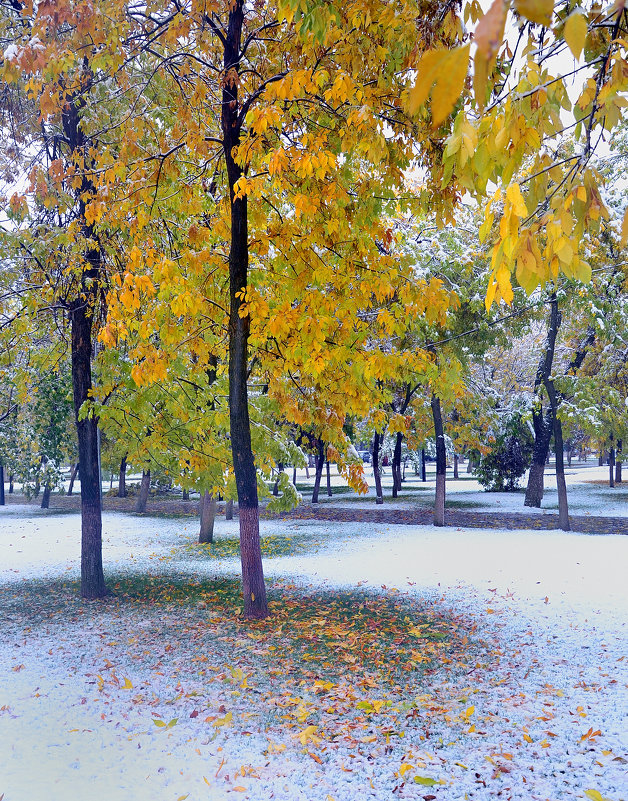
[118,455,127,497]
[8,473,13,493]
[223,0,267,619]
[598,449,604,467]
[136,469,151,513]
[609,436,615,488]
[225,498,234,520]
[272,462,284,496]
[199,491,217,543]
[67,461,79,496]
[372,431,384,504]
[292,467,297,486]
[0,462,4,506]
[41,483,52,509]
[466,455,473,473]
[70,284,107,599]
[421,448,427,482]
[311,439,325,504]
[391,432,403,498]
[431,395,446,527]
[554,417,570,531]
[616,440,622,483]
[525,295,562,508]
[326,460,332,496]
[453,453,459,479]
[182,488,189,500]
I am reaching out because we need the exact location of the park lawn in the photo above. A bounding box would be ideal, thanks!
[1,507,626,801]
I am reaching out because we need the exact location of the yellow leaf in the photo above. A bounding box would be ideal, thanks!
[432,45,471,127]
[213,711,233,729]
[621,206,628,246]
[506,183,528,217]
[177,795,190,800]
[523,733,533,743]
[564,11,588,59]
[515,0,553,25]
[232,788,247,793]
[464,706,475,718]
[584,791,606,801]
[407,50,445,113]
[294,725,322,746]
[121,677,133,690]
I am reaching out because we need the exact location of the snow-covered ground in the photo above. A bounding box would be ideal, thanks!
[1,506,626,800]
[294,462,627,518]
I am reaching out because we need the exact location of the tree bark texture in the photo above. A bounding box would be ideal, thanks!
[392,432,403,498]
[225,498,234,520]
[421,448,427,482]
[431,395,446,527]
[453,454,459,479]
[118,455,127,497]
[223,0,267,618]
[326,460,332,497]
[311,439,325,504]
[0,463,4,505]
[554,418,570,531]
[372,431,384,504]
[9,474,13,493]
[199,491,217,543]
[136,469,151,513]
[616,440,622,483]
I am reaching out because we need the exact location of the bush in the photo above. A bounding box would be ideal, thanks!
[475,411,533,491]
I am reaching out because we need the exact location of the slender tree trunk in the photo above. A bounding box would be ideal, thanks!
[391,432,403,498]
[305,464,310,479]
[431,395,446,527]
[136,469,151,513]
[311,439,325,504]
[372,431,384,504]
[453,453,459,479]
[554,418,570,531]
[326,460,332,497]
[598,449,604,467]
[8,473,13,493]
[616,439,622,483]
[421,448,427,482]
[199,491,217,543]
[182,488,189,500]
[609,436,615,488]
[466,455,473,473]
[67,462,79,496]
[0,462,4,506]
[292,467,297,485]
[272,462,284,496]
[223,0,267,618]
[41,483,52,509]
[118,455,127,497]
[225,498,234,520]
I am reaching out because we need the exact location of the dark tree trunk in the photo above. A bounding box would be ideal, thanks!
[272,462,284,496]
[391,432,403,498]
[182,488,189,500]
[0,463,4,506]
[292,466,297,485]
[118,455,127,497]
[453,453,459,479]
[67,461,79,496]
[199,491,217,543]
[609,436,615,488]
[223,0,267,618]
[431,395,446,527]
[70,285,107,599]
[8,473,13,493]
[326,460,332,497]
[372,431,384,504]
[136,469,151,513]
[616,440,622,483]
[311,439,325,504]
[421,448,427,482]
[225,498,234,520]
[305,464,310,479]
[598,450,604,467]
[553,418,570,531]
[41,483,52,509]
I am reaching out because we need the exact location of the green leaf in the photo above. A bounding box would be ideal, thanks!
[414,776,438,786]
